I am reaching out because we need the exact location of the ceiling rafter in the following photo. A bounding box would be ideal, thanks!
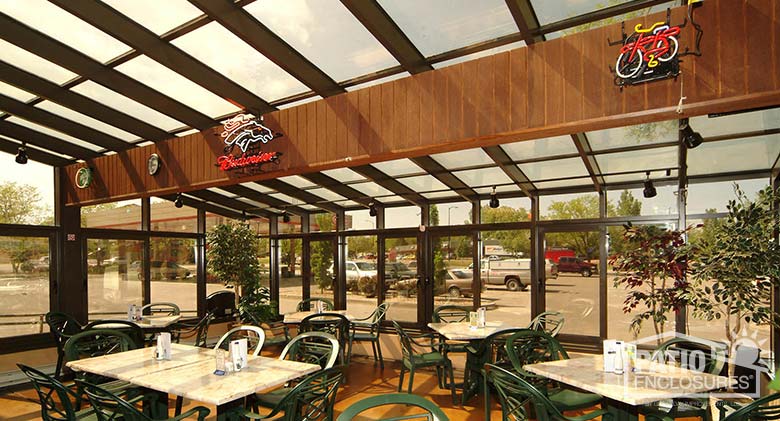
[159,193,249,220]
[254,180,344,214]
[50,0,274,117]
[537,0,672,35]
[505,0,545,45]
[409,156,479,202]
[340,0,432,75]
[300,173,373,208]
[184,190,274,219]
[219,184,309,216]
[349,165,427,207]
[571,133,605,192]
[0,11,217,131]
[482,145,536,197]
[0,93,131,152]
[0,137,72,167]
[188,0,345,98]
[0,120,100,159]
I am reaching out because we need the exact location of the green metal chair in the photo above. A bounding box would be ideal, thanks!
[83,320,145,349]
[639,337,727,421]
[337,393,450,421]
[717,392,780,421]
[297,298,335,312]
[77,379,209,421]
[140,302,180,316]
[300,312,350,366]
[243,309,290,348]
[170,311,213,347]
[347,302,390,367]
[45,311,84,379]
[504,329,602,414]
[231,367,344,421]
[527,311,565,337]
[392,321,456,404]
[17,363,97,421]
[485,364,612,421]
[213,325,266,356]
[431,305,471,357]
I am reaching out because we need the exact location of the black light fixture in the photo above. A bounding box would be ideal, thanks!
[680,122,704,149]
[643,171,657,198]
[489,186,500,208]
[15,143,28,164]
[368,201,377,217]
[282,211,291,223]
[174,193,183,208]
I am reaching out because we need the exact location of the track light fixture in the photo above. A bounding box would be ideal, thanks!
[174,193,183,208]
[282,212,291,223]
[680,122,704,149]
[489,186,500,208]
[643,171,657,198]
[368,201,377,217]
[15,143,28,164]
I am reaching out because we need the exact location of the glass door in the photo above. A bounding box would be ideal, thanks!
[382,234,423,325]
[307,237,337,307]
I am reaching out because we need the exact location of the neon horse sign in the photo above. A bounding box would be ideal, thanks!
[221,114,275,154]
[615,22,681,86]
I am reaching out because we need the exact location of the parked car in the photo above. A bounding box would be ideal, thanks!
[444,269,486,298]
[556,256,598,277]
[481,258,558,291]
[385,261,416,284]
[137,261,191,281]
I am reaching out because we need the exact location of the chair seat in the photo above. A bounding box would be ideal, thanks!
[409,351,448,366]
[351,332,378,341]
[74,407,99,421]
[254,387,290,408]
[639,398,708,420]
[444,342,469,353]
[549,388,603,411]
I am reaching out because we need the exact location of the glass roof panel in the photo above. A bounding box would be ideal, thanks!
[171,22,308,102]
[453,167,512,187]
[398,175,449,192]
[278,175,317,189]
[431,148,494,169]
[300,204,320,211]
[0,80,36,102]
[687,135,780,176]
[343,71,411,92]
[101,0,203,36]
[176,129,200,137]
[207,187,238,198]
[247,0,399,82]
[371,159,423,177]
[0,39,78,85]
[422,191,461,199]
[0,134,74,159]
[269,192,299,205]
[115,55,240,118]
[306,188,347,202]
[690,108,780,138]
[335,200,360,208]
[0,0,131,63]
[533,178,594,190]
[517,156,589,181]
[594,146,678,175]
[474,185,521,194]
[71,81,185,131]
[6,116,105,151]
[501,135,577,161]
[586,120,678,151]
[35,101,138,142]
[376,195,408,204]
[531,0,631,26]
[604,170,678,185]
[349,181,394,198]
[239,182,276,194]
[545,2,676,39]
[432,41,525,69]
[378,0,517,57]
[321,168,365,183]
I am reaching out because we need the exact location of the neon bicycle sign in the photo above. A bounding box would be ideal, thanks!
[216,113,283,173]
[614,21,681,86]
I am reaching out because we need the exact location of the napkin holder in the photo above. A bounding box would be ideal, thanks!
[155,332,172,360]
[603,340,623,373]
[230,339,248,371]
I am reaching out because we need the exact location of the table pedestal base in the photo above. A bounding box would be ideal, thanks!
[607,399,639,421]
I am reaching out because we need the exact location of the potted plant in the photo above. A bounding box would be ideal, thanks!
[611,223,692,342]
[686,185,780,384]
[207,222,277,324]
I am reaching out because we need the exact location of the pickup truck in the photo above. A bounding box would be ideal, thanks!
[481,258,558,291]
[556,256,597,277]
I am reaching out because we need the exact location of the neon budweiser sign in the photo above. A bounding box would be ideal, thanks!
[217,114,282,173]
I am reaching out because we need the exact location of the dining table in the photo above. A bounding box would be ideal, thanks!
[66,343,320,420]
[524,354,735,421]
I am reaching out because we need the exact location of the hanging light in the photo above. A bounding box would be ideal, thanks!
[489,186,500,208]
[15,143,28,164]
[174,193,183,208]
[368,201,377,217]
[282,211,291,223]
[680,123,704,149]
[643,171,657,198]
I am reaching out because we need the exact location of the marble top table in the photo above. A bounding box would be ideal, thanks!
[94,315,181,330]
[427,321,517,341]
[283,310,353,324]
[67,343,214,381]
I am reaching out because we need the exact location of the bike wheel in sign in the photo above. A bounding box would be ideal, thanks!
[615,49,644,79]
[655,36,678,62]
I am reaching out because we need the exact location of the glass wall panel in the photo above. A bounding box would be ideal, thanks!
[309,238,335,304]
[479,197,532,224]
[430,202,472,226]
[87,239,144,321]
[150,237,196,316]
[345,209,374,231]
[0,157,54,225]
[540,192,600,220]
[481,229,532,326]
[346,235,378,317]
[151,199,198,233]
[686,178,768,214]
[279,215,302,234]
[310,213,335,233]
[606,186,678,217]
[279,239,302,315]
[0,236,50,337]
[432,234,474,306]
[384,236,419,323]
[385,206,420,229]
[82,200,142,230]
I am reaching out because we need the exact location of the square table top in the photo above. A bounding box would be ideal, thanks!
[283,310,353,324]
[524,354,734,406]
[427,321,519,341]
[92,315,181,330]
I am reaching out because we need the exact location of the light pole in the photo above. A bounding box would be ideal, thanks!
[446,206,455,260]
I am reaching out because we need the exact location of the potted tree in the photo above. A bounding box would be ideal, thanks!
[207,222,277,324]
[611,223,692,341]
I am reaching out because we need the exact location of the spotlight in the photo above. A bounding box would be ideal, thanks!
[643,172,657,198]
[489,186,499,209]
[368,201,377,217]
[15,143,28,164]
[174,193,183,208]
[282,212,291,223]
[680,123,704,149]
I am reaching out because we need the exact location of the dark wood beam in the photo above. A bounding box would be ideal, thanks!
[571,133,605,192]
[254,180,344,214]
[184,190,274,219]
[410,156,478,202]
[0,12,217,130]
[349,165,427,207]
[188,0,344,98]
[159,194,248,220]
[0,138,73,167]
[300,173,373,207]
[482,145,535,196]
[219,184,309,216]
[0,120,101,159]
[340,0,432,74]
[505,0,545,45]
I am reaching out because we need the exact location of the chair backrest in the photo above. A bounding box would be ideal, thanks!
[280,331,340,369]
[472,328,532,369]
[77,379,157,421]
[64,329,137,363]
[485,363,563,421]
[299,313,349,352]
[171,312,214,347]
[652,337,727,376]
[368,302,391,325]
[337,393,449,421]
[83,320,145,349]
[528,311,565,337]
[213,325,265,356]
[722,392,780,421]
[392,321,415,362]
[432,305,470,323]
[265,366,344,421]
[140,302,180,316]
[17,363,81,421]
[505,329,569,385]
[45,312,83,346]
[297,298,335,312]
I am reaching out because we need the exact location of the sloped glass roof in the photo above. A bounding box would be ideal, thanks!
[102,0,203,36]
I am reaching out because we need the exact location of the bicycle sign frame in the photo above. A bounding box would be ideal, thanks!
[614,21,682,86]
